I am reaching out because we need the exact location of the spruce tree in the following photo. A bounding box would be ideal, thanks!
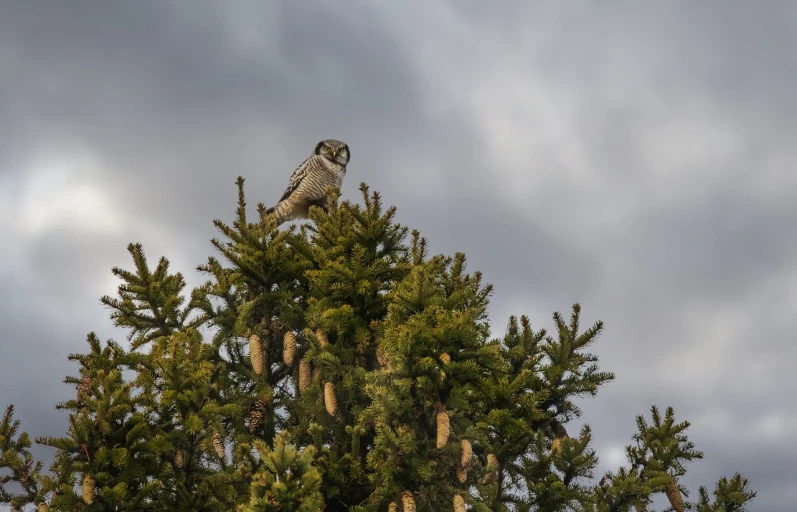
[0,178,758,511]
[36,333,161,510]
[0,405,45,510]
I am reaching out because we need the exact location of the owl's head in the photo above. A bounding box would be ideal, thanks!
[314,139,350,166]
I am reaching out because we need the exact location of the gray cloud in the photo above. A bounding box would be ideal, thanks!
[1,1,795,510]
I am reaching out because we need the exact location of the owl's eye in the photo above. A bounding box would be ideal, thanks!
[322,147,330,153]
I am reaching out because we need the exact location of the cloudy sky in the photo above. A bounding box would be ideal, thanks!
[1,1,795,509]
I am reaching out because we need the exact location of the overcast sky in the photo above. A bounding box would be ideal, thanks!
[1,1,795,510]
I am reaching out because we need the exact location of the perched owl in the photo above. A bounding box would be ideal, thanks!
[265,139,350,226]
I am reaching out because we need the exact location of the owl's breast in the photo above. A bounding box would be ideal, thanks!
[322,162,346,183]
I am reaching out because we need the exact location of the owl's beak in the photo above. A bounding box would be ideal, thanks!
[331,149,339,157]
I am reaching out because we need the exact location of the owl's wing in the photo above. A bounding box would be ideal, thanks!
[277,156,313,202]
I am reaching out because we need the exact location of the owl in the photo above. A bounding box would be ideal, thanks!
[265,139,350,226]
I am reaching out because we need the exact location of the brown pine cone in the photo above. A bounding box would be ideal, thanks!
[401,491,415,512]
[324,382,338,416]
[81,474,95,505]
[283,332,297,366]
[436,407,450,449]
[665,479,684,512]
[299,359,312,392]
[460,439,472,468]
[249,334,264,375]
[453,494,466,512]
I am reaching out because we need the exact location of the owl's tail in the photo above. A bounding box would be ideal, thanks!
[265,201,291,227]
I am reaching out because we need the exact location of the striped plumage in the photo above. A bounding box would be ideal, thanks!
[266,139,350,226]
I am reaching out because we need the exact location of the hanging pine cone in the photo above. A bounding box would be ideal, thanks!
[440,353,451,381]
[388,501,398,512]
[212,429,226,462]
[482,453,499,484]
[76,375,91,402]
[283,332,297,366]
[249,334,264,375]
[376,347,389,368]
[324,382,338,416]
[664,479,684,512]
[316,329,329,347]
[436,406,450,449]
[456,467,468,483]
[248,398,266,433]
[299,358,311,392]
[550,421,568,461]
[174,449,184,468]
[81,474,95,505]
[460,439,472,468]
[401,491,416,512]
[453,494,466,512]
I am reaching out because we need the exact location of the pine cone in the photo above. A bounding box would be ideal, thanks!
[299,358,311,392]
[436,407,450,449]
[460,439,472,468]
[76,375,91,402]
[401,491,415,512]
[283,332,297,366]
[388,501,398,512]
[665,479,684,512]
[82,474,95,505]
[551,419,568,457]
[212,430,226,462]
[38,503,50,512]
[482,453,499,484]
[248,399,266,433]
[174,449,184,468]
[324,382,338,416]
[453,494,466,512]
[316,329,329,347]
[376,347,388,368]
[249,334,264,375]
[456,467,468,483]
[439,353,451,381]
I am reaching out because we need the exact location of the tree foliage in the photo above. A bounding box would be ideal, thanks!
[0,179,756,511]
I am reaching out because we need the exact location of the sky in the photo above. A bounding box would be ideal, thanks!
[1,1,795,509]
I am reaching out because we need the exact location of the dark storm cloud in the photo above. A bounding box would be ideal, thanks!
[387,4,797,510]
[0,0,426,230]
[1,2,795,510]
